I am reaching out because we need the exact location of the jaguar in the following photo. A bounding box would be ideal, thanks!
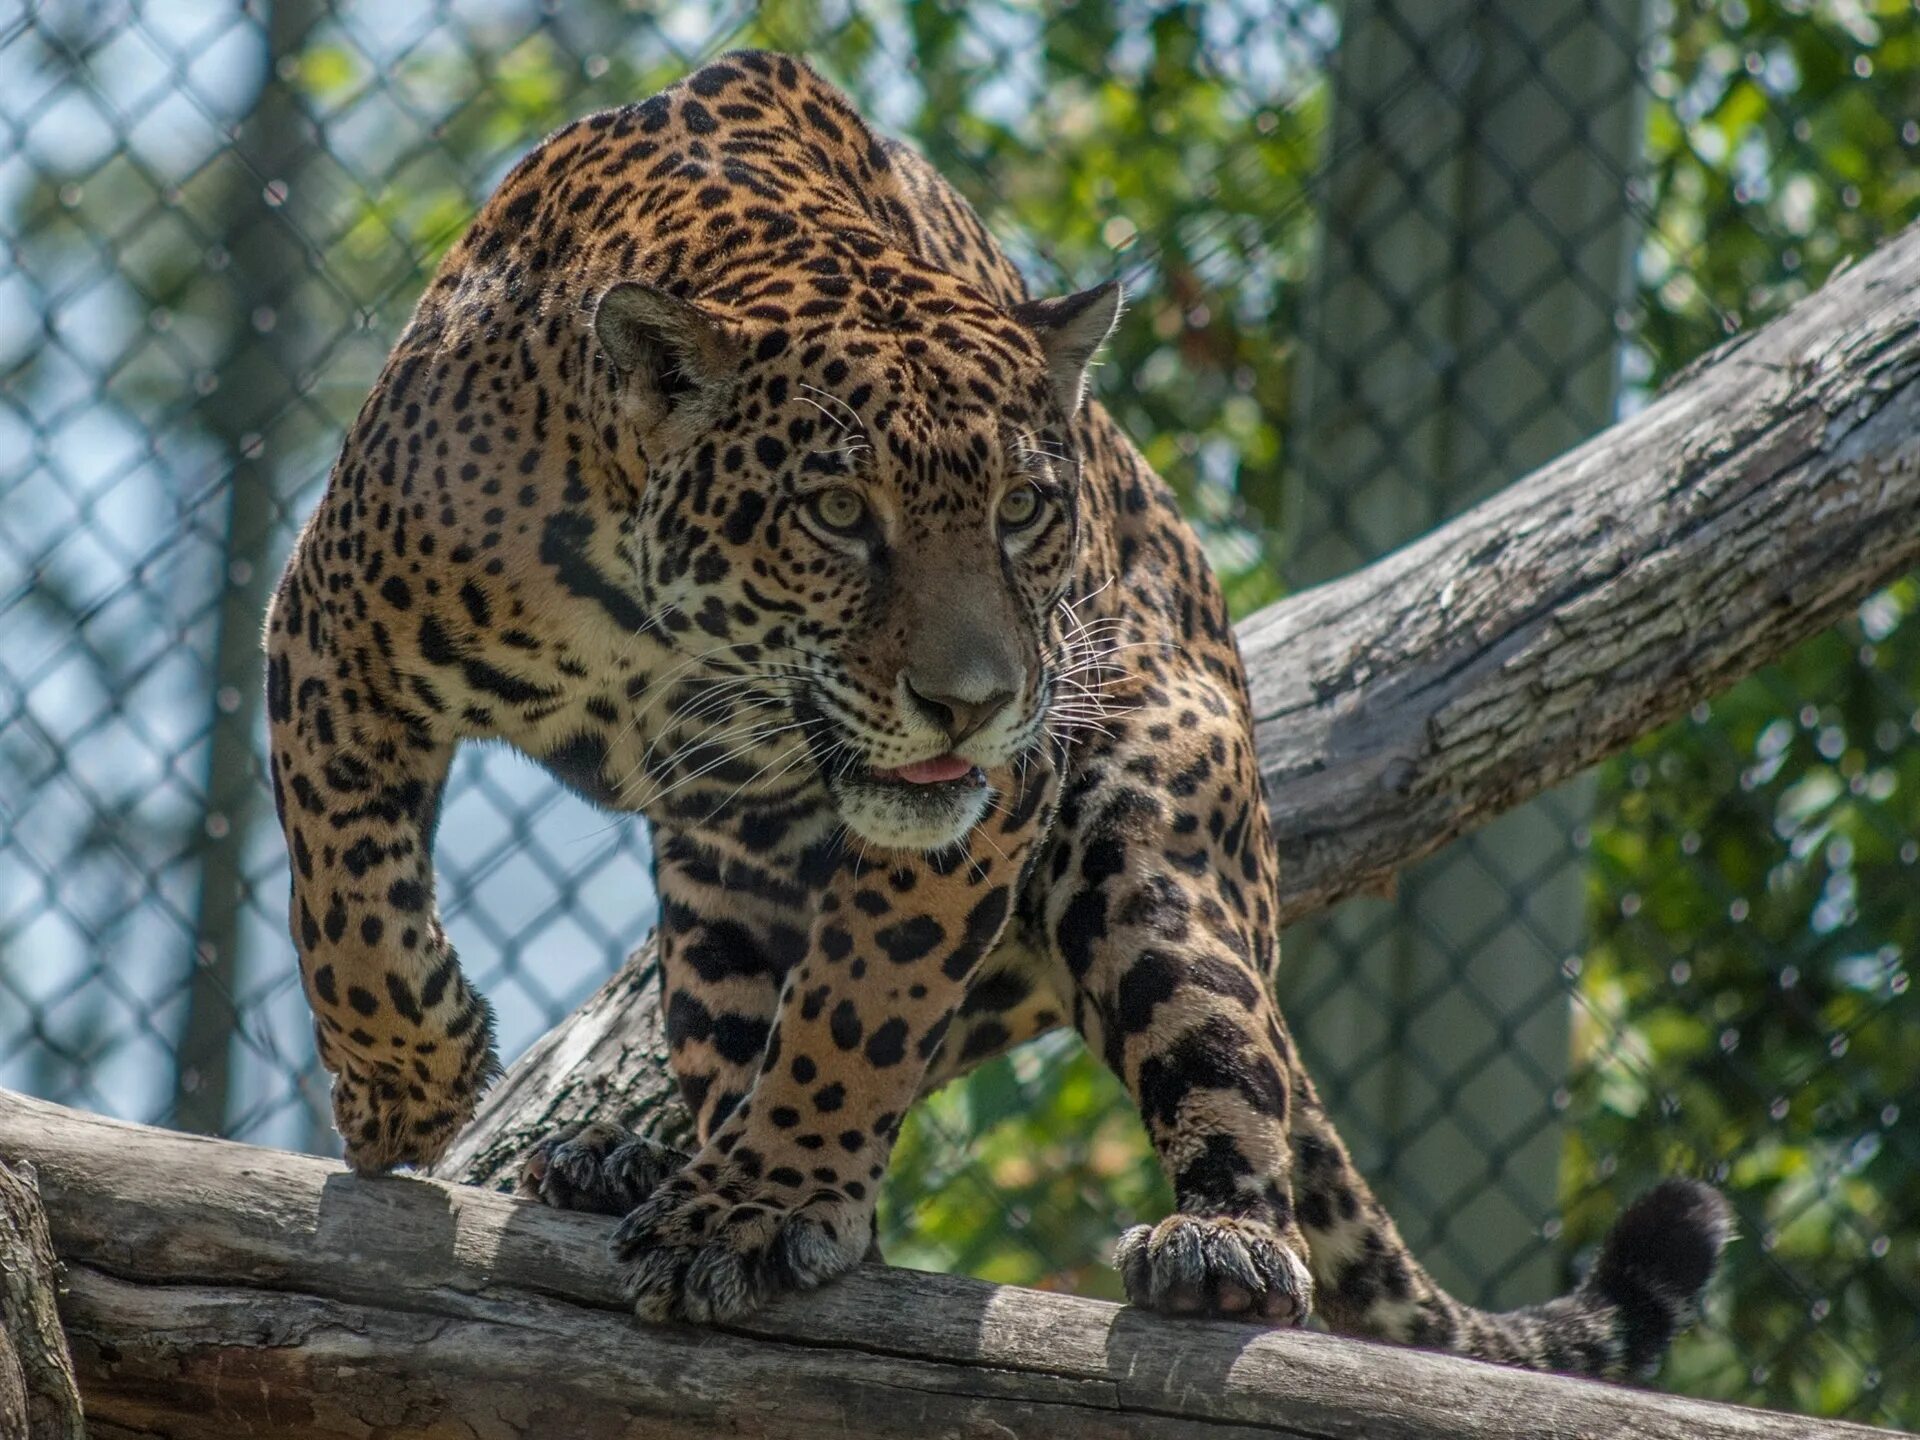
[266,49,1728,1375]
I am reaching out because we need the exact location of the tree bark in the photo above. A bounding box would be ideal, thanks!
[442,216,1920,1191]
[2,1090,1903,1440]
[1247,230,1920,919]
[434,943,692,1189]
[0,1159,86,1440]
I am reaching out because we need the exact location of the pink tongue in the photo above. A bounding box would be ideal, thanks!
[878,754,975,785]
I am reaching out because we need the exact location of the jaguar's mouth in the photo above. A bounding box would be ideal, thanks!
[831,752,992,852]
[869,754,985,787]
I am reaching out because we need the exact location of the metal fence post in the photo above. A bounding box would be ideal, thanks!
[172,0,324,1137]
[1285,0,1648,1305]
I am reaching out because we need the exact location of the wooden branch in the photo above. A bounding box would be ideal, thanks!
[443,220,1920,1189]
[3,1091,1903,1440]
[436,940,683,1188]
[0,1159,85,1440]
[1246,228,1920,918]
[437,941,692,1190]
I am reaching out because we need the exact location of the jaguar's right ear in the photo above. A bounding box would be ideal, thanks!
[594,282,740,434]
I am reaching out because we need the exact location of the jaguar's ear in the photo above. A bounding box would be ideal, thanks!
[594,282,740,433]
[1013,281,1122,415]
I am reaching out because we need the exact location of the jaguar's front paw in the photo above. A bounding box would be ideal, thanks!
[520,1120,689,1216]
[320,997,498,1174]
[612,1163,872,1323]
[331,1054,491,1174]
[1115,1213,1314,1324]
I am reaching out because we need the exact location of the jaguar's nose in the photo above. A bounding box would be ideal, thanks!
[904,675,1016,744]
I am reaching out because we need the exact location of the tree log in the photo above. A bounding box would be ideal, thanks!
[2,1090,1904,1440]
[0,1159,86,1440]
[1244,235,1920,919]
[441,220,1920,1190]
[435,940,683,1188]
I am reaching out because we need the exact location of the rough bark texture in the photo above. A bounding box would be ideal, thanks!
[435,943,691,1190]
[3,1091,1904,1440]
[1246,229,1920,918]
[443,218,1920,1192]
[434,940,685,1188]
[0,1158,86,1440]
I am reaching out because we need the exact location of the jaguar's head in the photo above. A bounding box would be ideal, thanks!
[594,271,1120,850]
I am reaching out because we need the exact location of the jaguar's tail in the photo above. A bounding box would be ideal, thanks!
[1568,1178,1734,1375]
[1292,1089,1731,1378]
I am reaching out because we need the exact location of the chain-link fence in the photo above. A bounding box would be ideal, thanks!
[3,0,1916,1426]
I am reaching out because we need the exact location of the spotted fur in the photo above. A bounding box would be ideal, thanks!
[267,51,1726,1373]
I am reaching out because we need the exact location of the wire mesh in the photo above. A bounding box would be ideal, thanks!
[1,0,1915,1425]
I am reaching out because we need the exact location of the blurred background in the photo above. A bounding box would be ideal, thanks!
[2,0,1916,1424]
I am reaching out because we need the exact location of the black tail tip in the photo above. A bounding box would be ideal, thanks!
[1587,1179,1733,1375]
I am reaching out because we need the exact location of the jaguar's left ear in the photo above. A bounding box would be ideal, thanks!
[1013,281,1123,415]
[594,281,741,441]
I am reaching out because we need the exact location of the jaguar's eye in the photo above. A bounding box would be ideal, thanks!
[998,484,1043,530]
[809,486,868,534]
